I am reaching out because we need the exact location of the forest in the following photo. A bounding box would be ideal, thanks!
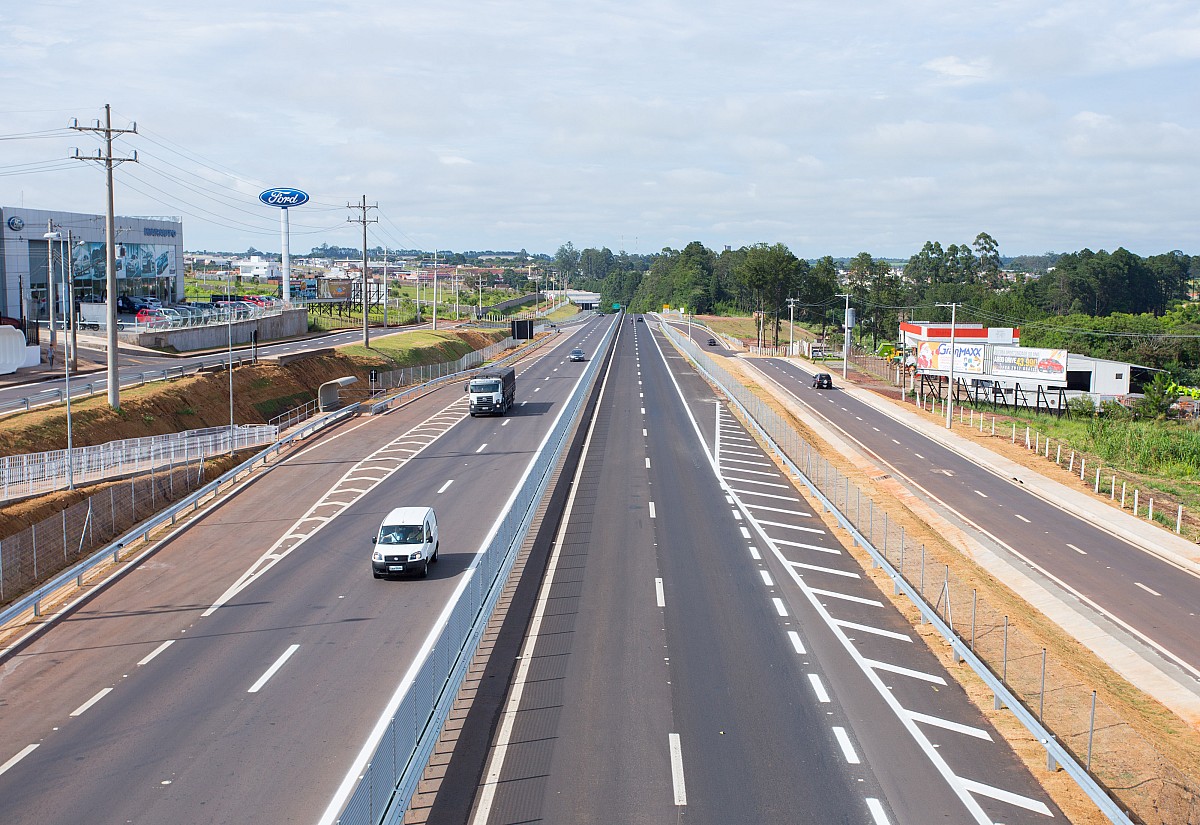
[555,237,1200,386]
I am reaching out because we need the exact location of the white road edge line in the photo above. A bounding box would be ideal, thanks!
[0,744,38,779]
[137,639,175,666]
[865,797,891,825]
[248,644,300,694]
[669,733,687,805]
[70,687,113,717]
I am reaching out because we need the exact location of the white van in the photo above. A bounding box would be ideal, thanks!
[371,506,439,578]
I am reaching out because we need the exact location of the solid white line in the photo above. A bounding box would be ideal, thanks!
[137,639,175,666]
[907,710,993,741]
[720,448,765,459]
[721,467,780,478]
[832,727,860,764]
[720,456,772,467]
[772,597,788,616]
[1136,581,1162,597]
[437,479,454,494]
[0,744,38,778]
[773,539,840,554]
[830,619,911,642]
[809,588,881,607]
[808,673,831,703]
[748,546,761,560]
[70,687,113,717]
[1067,543,1087,555]
[1015,513,1031,523]
[757,519,824,534]
[863,658,947,685]
[727,488,801,502]
[958,777,1053,816]
[669,733,687,805]
[476,443,487,453]
[789,561,860,579]
[724,477,790,489]
[760,570,774,587]
[248,644,300,693]
[787,630,806,654]
[656,578,666,607]
[742,503,810,517]
[865,798,891,825]
[649,501,656,518]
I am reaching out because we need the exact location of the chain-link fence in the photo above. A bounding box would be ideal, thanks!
[0,457,215,606]
[665,323,1200,825]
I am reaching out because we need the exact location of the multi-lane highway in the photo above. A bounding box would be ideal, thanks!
[0,313,1073,824]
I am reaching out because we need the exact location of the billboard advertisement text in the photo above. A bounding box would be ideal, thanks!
[916,342,984,375]
[992,347,1067,382]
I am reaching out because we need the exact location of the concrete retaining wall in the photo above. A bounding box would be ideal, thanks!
[127,308,309,352]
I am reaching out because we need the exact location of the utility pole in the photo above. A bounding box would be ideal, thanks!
[936,302,959,429]
[347,196,377,348]
[71,104,137,409]
[44,220,58,369]
[382,246,389,329]
[837,293,851,380]
[786,297,798,357]
[432,248,439,331]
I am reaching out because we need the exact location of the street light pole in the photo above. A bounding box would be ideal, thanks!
[787,297,797,357]
[838,293,851,380]
[227,269,235,455]
[44,223,59,369]
[936,302,959,429]
[61,236,74,489]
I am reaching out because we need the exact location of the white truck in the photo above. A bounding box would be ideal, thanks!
[466,366,516,416]
[78,303,108,330]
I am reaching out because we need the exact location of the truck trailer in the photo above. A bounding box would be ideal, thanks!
[467,366,516,416]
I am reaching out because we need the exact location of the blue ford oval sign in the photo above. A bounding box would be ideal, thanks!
[259,188,310,208]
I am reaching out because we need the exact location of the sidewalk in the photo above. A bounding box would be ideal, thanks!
[738,354,1200,725]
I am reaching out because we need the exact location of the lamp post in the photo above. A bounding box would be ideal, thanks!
[455,265,460,320]
[43,225,60,368]
[227,269,235,455]
[936,302,959,429]
[787,297,797,357]
[837,293,851,380]
[48,231,75,489]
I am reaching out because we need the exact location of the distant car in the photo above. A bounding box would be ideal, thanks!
[569,348,586,362]
[637,316,644,323]
[707,338,717,346]
[812,373,833,389]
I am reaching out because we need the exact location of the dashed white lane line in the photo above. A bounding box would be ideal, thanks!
[908,710,993,741]
[645,457,651,469]
[501,420,510,427]
[137,640,175,666]
[973,490,987,498]
[739,526,752,539]
[892,439,901,445]
[759,570,774,587]
[1136,582,1162,597]
[958,777,1053,816]
[649,501,656,519]
[1067,543,1087,555]
[534,387,541,393]
[866,797,891,825]
[808,673,831,703]
[863,658,947,685]
[641,407,645,414]
[913,453,924,460]
[669,733,687,805]
[643,428,647,436]
[475,443,488,453]
[248,644,300,694]
[437,479,454,494]
[0,744,38,778]
[732,510,742,520]
[787,630,806,654]
[772,597,788,616]
[748,546,761,560]
[70,687,113,717]
[1014,513,1031,523]
[832,727,861,764]
[655,578,666,607]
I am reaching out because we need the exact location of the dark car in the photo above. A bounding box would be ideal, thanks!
[117,295,148,314]
[707,337,717,346]
[812,373,833,389]
[569,348,586,362]
[637,316,644,322]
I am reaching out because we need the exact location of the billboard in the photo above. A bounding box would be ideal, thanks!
[915,342,984,375]
[70,242,176,283]
[992,346,1067,382]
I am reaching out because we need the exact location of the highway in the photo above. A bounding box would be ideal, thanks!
[456,318,1060,824]
[0,316,611,823]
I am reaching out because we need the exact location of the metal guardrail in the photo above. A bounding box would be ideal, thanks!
[659,321,1136,825]
[0,425,278,502]
[329,317,618,825]
[0,404,359,633]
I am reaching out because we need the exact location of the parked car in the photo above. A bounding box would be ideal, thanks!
[135,308,171,329]
[569,348,586,362]
[812,373,833,389]
[117,295,148,314]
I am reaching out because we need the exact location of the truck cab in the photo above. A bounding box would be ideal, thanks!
[371,506,439,578]
[467,366,516,416]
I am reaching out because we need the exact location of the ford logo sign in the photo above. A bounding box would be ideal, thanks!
[258,188,310,208]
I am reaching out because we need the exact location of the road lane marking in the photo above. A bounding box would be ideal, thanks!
[757,519,823,533]
[641,407,645,414]
[655,578,665,607]
[958,778,1053,816]
[808,673,831,702]
[892,439,901,445]
[974,490,988,498]
[1015,514,1031,523]
[137,640,175,666]
[773,539,840,554]
[669,733,687,805]
[787,630,806,654]
[723,477,790,489]
[437,480,454,494]
[0,744,38,778]
[501,420,510,427]
[913,453,924,460]
[742,503,810,517]
[748,546,761,560]
[1136,582,1162,596]
[830,619,911,642]
[248,644,300,694]
[645,457,651,469]
[739,526,752,539]
[832,727,860,764]
[760,570,774,586]
[534,387,541,392]
[722,467,781,478]
[1067,543,1086,555]
[866,798,891,824]
[475,444,487,453]
[727,488,802,502]
[643,428,647,436]
[863,658,947,685]
[809,588,883,607]
[907,710,992,741]
[720,456,773,467]
[732,510,742,520]
[772,597,788,616]
[71,687,113,717]
[789,561,860,579]
[649,501,656,518]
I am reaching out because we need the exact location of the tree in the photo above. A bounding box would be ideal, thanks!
[554,242,581,285]
[973,232,1001,288]
[736,244,801,346]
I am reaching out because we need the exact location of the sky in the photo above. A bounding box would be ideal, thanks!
[3,1,1199,260]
